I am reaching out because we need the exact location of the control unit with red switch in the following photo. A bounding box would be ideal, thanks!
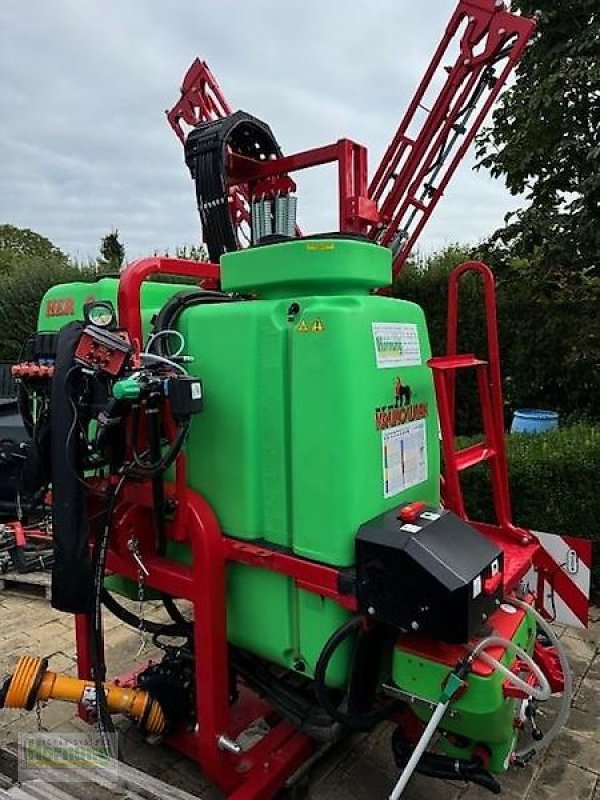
[356,504,503,643]
[74,326,132,377]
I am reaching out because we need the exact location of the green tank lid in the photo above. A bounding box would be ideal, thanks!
[220,237,391,298]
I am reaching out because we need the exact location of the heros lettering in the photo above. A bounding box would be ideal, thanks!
[375,402,428,430]
[46,297,74,317]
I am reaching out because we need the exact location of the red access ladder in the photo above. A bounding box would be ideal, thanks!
[429,261,533,546]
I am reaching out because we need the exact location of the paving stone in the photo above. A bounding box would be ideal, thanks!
[527,759,597,800]
[119,727,182,776]
[36,699,78,731]
[30,620,73,650]
[563,634,598,669]
[574,675,600,716]
[583,654,600,683]
[547,725,600,775]
[565,707,600,738]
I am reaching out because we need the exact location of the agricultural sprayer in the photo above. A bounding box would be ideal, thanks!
[1,2,587,797]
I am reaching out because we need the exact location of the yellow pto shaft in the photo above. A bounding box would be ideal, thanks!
[1,655,165,734]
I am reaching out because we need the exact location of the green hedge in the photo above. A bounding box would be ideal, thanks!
[458,425,599,590]
[394,248,600,435]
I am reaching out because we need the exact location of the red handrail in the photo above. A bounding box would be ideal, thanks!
[442,260,531,543]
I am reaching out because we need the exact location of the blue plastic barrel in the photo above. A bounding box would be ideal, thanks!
[510,409,559,434]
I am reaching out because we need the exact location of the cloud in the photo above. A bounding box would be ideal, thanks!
[0,0,519,263]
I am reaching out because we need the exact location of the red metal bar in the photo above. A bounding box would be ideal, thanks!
[185,491,234,789]
[117,256,220,348]
[432,260,532,545]
[98,488,322,796]
[166,58,233,144]
[431,366,467,519]
[446,261,503,441]
[74,614,94,722]
[229,143,342,182]
[369,0,536,276]
[229,139,376,233]
[224,538,358,611]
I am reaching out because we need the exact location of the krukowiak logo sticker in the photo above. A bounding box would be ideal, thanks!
[375,377,428,430]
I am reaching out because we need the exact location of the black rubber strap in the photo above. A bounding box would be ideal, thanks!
[184,110,282,262]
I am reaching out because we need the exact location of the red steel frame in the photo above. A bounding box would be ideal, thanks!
[72,255,543,797]
[74,256,365,798]
[166,1,536,278]
[227,140,377,234]
[369,1,535,276]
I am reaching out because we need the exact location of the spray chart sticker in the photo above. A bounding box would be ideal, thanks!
[382,419,427,498]
[372,322,421,368]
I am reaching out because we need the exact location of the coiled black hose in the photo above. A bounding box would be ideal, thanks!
[313,616,400,731]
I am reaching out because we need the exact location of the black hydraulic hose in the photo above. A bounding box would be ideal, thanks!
[131,421,190,479]
[146,402,166,555]
[89,477,126,759]
[313,616,400,731]
[101,588,190,637]
[184,111,282,261]
[415,756,501,794]
[151,289,241,359]
[391,729,501,794]
[230,648,340,740]
[16,382,34,437]
[161,595,189,627]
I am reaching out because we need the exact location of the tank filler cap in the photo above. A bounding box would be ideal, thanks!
[220,237,392,298]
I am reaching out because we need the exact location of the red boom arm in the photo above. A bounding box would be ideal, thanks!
[166,1,535,279]
[369,0,535,276]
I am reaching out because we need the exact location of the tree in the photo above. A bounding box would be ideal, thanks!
[0,224,69,273]
[476,0,599,274]
[0,260,87,361]
[99,229,125,272]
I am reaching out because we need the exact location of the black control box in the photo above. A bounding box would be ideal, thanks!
[356,505,503,644]
[165,376,203,420]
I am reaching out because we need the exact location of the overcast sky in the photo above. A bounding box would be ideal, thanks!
[0,1,520,264]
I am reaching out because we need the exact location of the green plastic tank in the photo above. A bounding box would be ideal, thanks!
[37,239,441,685]
[37,277,182,333]
[178,238,440,681]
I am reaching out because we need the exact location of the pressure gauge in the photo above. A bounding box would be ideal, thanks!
[84,300,116,329]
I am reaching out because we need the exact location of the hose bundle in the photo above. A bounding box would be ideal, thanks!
[184,110,282,261]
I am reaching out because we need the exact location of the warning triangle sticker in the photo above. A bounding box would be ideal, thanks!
[297,320,309,332]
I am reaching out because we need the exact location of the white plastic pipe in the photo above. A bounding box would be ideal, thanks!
[508,598,573,763]
[388,698,450,800]
[471,635,551,701]
[139,352,187,374]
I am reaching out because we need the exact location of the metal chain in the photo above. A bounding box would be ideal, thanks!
[35,700,46,731]
[136,562,148,657]
[127,536,149,658]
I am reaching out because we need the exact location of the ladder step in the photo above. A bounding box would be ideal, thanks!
[454,442,496,471]
[428,354,487,371]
